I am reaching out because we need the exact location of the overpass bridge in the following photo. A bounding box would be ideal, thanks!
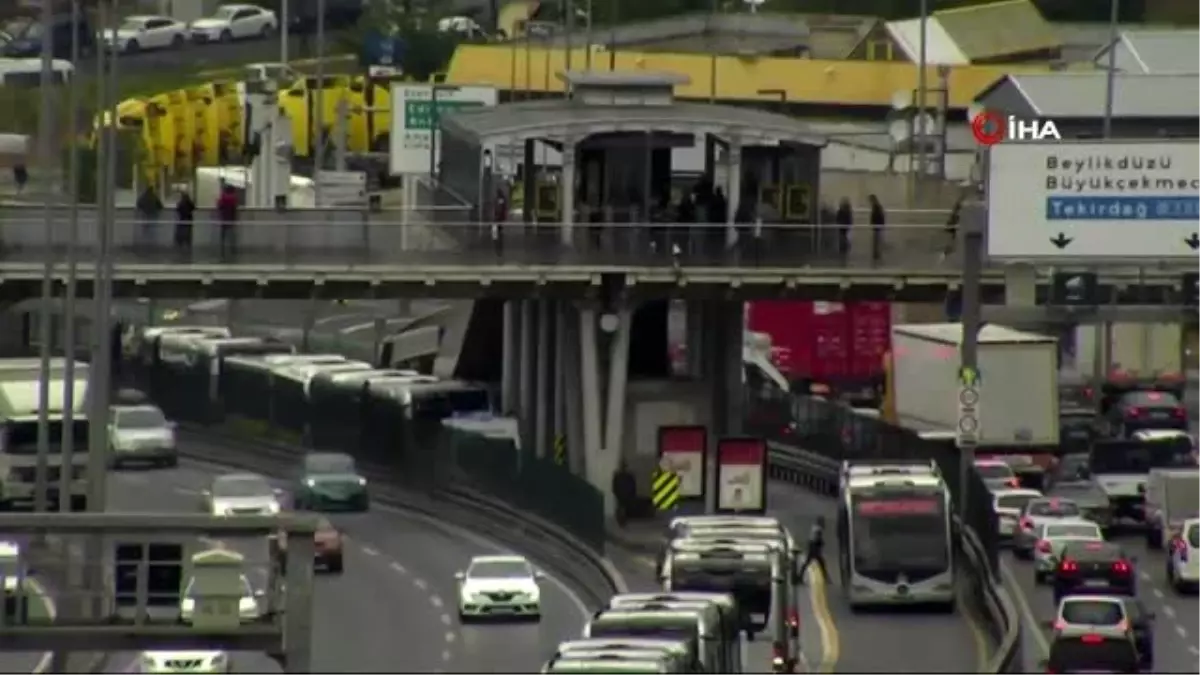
[0,204,1188,301]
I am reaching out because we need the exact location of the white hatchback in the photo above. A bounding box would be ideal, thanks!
[992,488,1043,538]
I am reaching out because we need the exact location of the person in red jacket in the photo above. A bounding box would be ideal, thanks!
[216,182,239,260]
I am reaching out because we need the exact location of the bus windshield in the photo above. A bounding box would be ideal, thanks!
[2,420,89,455]
[850,494,949,575]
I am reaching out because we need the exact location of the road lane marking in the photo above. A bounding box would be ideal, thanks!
[430,595,443,608]
[414,578,428,591]
[807,567,839,673]
[389,561,407,574]
[171,486,196,496]
[999,557,1050,658]
[360,545,379,557]
[442,650,452,661]
[1162,605,1175,619]
[1152,587,1164,599]
[444,631,456,643]
[441,614,452,626]
[29,578,55,674]
[1177,625,1188,638]
[1140,571,1152,581]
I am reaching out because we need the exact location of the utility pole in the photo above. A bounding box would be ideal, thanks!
[1102,0,1119,139]
[313,0,326,206]
[34,0,56,520]
[958,204,984,530]
[59,0,82,515]
[280,0,290,64]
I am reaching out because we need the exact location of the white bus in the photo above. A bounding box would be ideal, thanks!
[837,473,955,611]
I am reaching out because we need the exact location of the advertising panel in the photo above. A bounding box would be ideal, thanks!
[715,437,767,514]
[657,425,706,499]
[986,141,1199,259]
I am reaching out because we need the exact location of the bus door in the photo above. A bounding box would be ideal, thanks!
[768,548,797,673]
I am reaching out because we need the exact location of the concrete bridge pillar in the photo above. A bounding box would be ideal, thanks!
[700,299,745,512]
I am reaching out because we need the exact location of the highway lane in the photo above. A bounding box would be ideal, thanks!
[106,444,596,673]
[770,483,988,674]
[100,452,459,673]
[1002,534,1200,674]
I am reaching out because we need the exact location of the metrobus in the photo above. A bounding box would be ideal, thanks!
[607,594,740,672]
[662,538,794,671]
[837,473,955,611]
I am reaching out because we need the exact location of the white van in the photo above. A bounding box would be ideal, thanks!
[1144,467,1200,549]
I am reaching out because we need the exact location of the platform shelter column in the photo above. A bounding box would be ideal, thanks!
[725,137,743,245]
[576,301,633,518]
[560,136,577,245]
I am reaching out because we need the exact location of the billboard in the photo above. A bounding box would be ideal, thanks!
[985,141,1199,260]
[388,84,498,175]
[657,425,706,500]
[715,437,767,514]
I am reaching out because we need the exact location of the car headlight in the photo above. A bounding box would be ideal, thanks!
[268,502,280,514]
[207,653,228,668]
[357,477,367,486]
[304,478,316,488]
[181,598,195,613]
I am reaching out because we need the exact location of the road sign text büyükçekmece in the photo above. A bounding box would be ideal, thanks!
[985,140,1200,259]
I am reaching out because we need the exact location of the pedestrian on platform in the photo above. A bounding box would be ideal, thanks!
[611,460,637,528]
[174,189,196,256]
[136,185,164,253]
[868,194,886,265]
[216,182,239,260]
[835,198,853,262]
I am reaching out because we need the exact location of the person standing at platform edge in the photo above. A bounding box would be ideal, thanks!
[216,182,239,260]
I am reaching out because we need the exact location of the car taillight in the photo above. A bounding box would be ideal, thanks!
[1112,560,1131,575]
[1007,478,1020,488]
[1020,517,1034,530]
[1126,406,1143,417]
[1059,558,1078,573]
[1080,634,1104,644]
[1036,540,1052,553]
[787,608,799,627]
[1053,619,1066,631]
[1172,407,1186,418]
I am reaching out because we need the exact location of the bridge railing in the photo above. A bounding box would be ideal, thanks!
[0,206,962,268]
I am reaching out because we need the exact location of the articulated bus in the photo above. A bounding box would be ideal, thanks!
[837,473,955,612]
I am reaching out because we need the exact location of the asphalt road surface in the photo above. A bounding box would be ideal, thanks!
[95,438,591,673]
[771,483,988,674]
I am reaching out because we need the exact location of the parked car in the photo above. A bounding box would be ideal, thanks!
[189,4,276,43]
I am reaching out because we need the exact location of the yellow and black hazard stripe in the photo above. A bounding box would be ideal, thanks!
[651,469,682,511]
[552,435,566,467]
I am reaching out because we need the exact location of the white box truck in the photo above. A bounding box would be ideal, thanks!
[891,323,1060,454]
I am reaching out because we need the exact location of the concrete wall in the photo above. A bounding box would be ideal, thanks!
[620,380,711,495]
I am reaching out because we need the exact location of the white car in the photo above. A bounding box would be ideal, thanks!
[179,574,261,624]
[1034,520,1104,583]
[105,15,187,53]
[975,459,1020,492]
[992,488,1043,538]
[137,650,230,673]
[1012,497,1085,559]
[190,4,276,44]
[109,404,177,469]
[202,472,281,516]
[1167,517,1199,593]
[456,554,543,622]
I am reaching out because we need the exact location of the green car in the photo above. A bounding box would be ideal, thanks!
[293,453,369,511]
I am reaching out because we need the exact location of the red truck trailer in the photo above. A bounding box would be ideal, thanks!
[746,300,892,405]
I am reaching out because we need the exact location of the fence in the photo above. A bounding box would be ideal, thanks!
[0,205,964,269]
[745,389,1000,571]
[123,352,609,551]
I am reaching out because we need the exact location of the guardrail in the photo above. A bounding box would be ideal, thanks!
[766,440,1023,673]
[174,425,622,608]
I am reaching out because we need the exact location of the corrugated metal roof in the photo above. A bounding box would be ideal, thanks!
[524,12,809,55]
[441,99,828,147]
[1112,29,1200,73]
[935,0,1061,62]
[884,18,969,65]
[1001,73,1199,118]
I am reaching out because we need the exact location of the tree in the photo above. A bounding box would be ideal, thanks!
[343,0,461,81]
